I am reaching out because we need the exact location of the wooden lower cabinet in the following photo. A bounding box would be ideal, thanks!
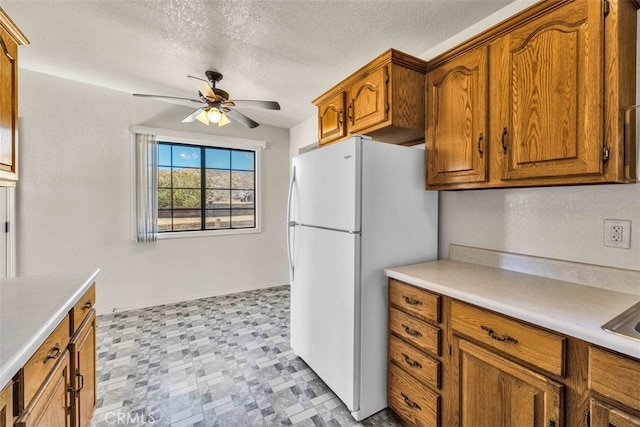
[590,399,640,427]
[456,338,562,427]
[15,350,72,427]
[388,363,439,426]
[69,310,96,427]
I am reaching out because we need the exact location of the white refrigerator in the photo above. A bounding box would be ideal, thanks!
[286,136,438,421]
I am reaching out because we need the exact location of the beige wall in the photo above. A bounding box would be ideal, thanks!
[17,70,290,313]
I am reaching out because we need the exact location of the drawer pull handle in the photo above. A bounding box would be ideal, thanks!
[402,352,422,369]
[402,295,422,306]
[44,343,61,363]
[402,324,422,338]
[401,392,421,411]
[481,325,518,343]
[82,300,93,310]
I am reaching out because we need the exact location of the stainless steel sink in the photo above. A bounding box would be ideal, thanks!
[602,301,640,342]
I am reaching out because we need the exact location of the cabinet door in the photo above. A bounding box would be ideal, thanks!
[0,24,18,183]
[69,310,96,427]
[426,45,488,186]
[499,0,603,181]
[317,92,346,146]
[590,399,640,427]
[456,338,562,427]
[0,381,12,427]
[15,350,71,427]
[347,66,388,134]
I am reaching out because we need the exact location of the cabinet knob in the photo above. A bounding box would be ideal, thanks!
[478,133,484,158]
[402,324,422,338]
[501,127,508,153]
[400,392,422,411]
[82,300,93,310]
[481,325,518,343]
[402,295,422,306]
[44,343,61,363]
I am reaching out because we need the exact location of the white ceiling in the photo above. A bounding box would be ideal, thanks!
[2,0,514,130]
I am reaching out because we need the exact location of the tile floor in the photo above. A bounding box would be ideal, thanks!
[91,285,401,427]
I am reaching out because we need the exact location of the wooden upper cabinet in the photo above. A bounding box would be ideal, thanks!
[499,0,603,181]
[347,66,388,134]
[425,0,638,190]
[317,92,346,146]
[426,46,488,186]
[0,8,28,187]
[313,49,427,147]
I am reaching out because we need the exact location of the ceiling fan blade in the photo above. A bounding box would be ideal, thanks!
[224,108,260,129]
[225,100,280,110]
[133,93,204,104]
[195,109,210,126]
[182,108,206,123]
[218,113,231,127]
[187,75,217,102]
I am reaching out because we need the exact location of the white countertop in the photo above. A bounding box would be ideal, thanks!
[385,260,640,359]
[0,269,100,390]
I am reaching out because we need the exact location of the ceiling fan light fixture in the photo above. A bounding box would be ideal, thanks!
[207,107,222,123]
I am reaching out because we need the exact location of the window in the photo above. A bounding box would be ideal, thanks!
[157,142,257,233]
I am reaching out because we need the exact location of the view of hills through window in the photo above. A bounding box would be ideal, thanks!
[158,142,256,232]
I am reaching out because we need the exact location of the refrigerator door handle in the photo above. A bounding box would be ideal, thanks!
[286,166,296,280]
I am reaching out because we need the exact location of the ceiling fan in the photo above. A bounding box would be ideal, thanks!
[133,71,280,129]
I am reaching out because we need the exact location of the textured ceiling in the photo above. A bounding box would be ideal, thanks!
[2,0,514,130]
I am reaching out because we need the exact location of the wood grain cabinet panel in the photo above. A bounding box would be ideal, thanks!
[425,0,638,189]
[456,338,563,427]
[69,310,96,427]
[389,308,440,356]
[388,362,439,427]
[590,399,640,427]
[0,8,28,186]
[426,45,489,186]
[313,49,427,147]
[317,92,346,146]
[0,381,12,427]
[15,350,72,427]
[499,0,603,181]
[451,300,565,377]
[589,346,640,411]
[389,279,440,323]
[70,285,95,337]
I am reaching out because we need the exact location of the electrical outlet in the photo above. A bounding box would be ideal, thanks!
[604,219,631,249]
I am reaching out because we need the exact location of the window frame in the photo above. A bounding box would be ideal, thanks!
[130,126,264,240]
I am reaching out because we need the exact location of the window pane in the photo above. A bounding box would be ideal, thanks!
[172,209,201,231]
[173,189,201,209]
[206,169,230,189]
[232,151,255,171]
[206,190,230,208]
[172,146,201,168]
[232,209,255,228]
[232,190,254,206]
[158,210,172,232]
[158,167,171,188]
[158,144,172,167]
[205,209,230,229]
[205,148,230,169]
[158,189,172,209]
[231,171,254,190]
[172,168,201,188]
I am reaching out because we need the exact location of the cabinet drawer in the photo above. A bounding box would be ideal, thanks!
[22,315,70,406]
[389,279,440,323]
[389,335,440,390]
[451,301,565,376]
[70,284,95,335]
[388,362,439,427]
[589,346,640,410]
[389,308,440,355]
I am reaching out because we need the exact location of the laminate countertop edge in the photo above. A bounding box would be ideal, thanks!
[0,269,100,391]
[385,260,640,359]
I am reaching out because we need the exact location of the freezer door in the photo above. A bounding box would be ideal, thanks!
[290,225,360,412]
[291,138,360,232]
